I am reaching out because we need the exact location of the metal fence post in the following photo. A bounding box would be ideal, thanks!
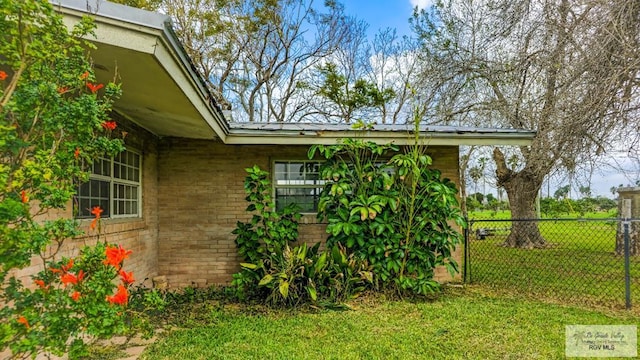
[622,199,631,310]
[624,220,631,310]
[463,219,470,283]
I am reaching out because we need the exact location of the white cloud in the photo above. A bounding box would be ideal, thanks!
[410,0,434,10]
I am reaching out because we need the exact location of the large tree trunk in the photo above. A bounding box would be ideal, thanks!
[493,148,547,248]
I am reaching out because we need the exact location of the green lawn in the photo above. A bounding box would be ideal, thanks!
[467,213,640,308]
[469,209,617,220]
[140,287,639,359]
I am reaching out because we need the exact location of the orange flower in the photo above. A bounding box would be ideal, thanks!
[60,271,83,286]
[80,71,89,80]
[119,270,135,285]
[86,82,104,93]
[91,206,103,219]
[90,205,103,230]
[34,279,47,289]
[74,148,80,159]
[0,70,7,81]
[104,245,132,269]
[101,121,117,131]
[20,190,28,203]
[90,218,98,231]
[61,259,74,272]
[106,285,128,305]
[71,291,81,301]
[57,86,69,94]
[17,316,29,329]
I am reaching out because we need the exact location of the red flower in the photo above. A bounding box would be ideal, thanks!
[104,245,132,269]
[74,148,80,159]
[106,285,128,305]
[60,271,84,286]
[90,205,103,230]
[86,82,104,93]
[17,316,29,329]
[101,121,117,131]
[61,259,74,272]
[90,218,98,231]
[34,279,47,289]
[71,291,81,301]
[119,270,135,285]
[57,86,69,94]
[80,71,89,80]
[91,206,103,219]
[20,190,28,203]
[0,71,7,81]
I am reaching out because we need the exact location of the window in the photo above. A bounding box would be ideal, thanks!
[76,149,141,218]
[274,161,325,213]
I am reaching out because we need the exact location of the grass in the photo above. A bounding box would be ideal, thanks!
[139,286,640,360]
[467,211,640,308]
[470,209,618,220]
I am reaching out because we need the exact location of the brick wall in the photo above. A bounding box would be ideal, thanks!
[157,139,461,287]
[9,118,159,288]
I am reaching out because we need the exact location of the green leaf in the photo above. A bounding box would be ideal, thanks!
[240,263,258,269]
[315,252,327,272]
[279,280,289,298]
[307,285,317,301]
[259,274,274,286]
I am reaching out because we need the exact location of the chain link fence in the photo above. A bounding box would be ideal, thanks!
[464,218,640,309]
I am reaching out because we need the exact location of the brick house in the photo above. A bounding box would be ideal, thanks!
[14,0,533,288]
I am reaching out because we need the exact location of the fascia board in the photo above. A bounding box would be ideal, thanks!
[224,130,534,146]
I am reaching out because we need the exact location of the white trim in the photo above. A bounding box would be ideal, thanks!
[272,160,324,214]
[77,148,142,219]
[226,130,533,146]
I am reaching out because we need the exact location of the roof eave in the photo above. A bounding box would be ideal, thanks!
[225,129,534,146]
[54,0,229,140]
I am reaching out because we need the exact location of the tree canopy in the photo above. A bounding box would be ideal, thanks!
[412,0,640,247]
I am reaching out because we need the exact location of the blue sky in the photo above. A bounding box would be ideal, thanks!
[340,0,431,38]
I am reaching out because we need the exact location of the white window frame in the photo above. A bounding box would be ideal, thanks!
[76,148,142,219]
[272,160,325,214]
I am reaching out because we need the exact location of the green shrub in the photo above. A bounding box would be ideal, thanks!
[238,242,372,307]
[309,126,465,296]
[0,1,152,357]
[232,165,301,264]
[231,166,371,307]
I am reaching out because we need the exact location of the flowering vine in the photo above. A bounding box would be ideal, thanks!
[86,82,104,93]
[0,2,153,358]
[101,120,117,131]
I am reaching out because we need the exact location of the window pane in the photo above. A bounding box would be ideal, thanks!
[76,179,110,218]
[102,159,111,176]
[78,198,90,217]
[76,149,141,219]
[274,166,322,212]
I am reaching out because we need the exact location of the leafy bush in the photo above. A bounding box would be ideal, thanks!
[231,166,371,307]
[1,241,140,358]
[239,243,372,307]
[0,1,149,357]
[309,132,465,296]
[232,165,301,264]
